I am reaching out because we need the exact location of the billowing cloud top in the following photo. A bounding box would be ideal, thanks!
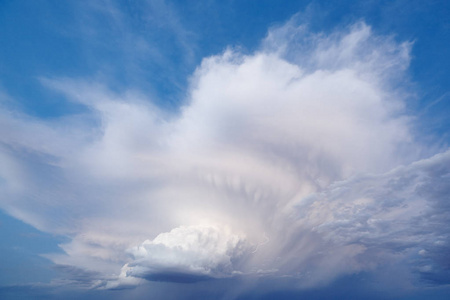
[0,17,448,297]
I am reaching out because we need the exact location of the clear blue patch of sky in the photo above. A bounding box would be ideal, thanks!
[0,209,66,286]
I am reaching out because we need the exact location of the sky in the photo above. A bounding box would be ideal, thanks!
[0,0,449,299]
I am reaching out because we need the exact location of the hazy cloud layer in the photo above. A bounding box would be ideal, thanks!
[0,18,448,296]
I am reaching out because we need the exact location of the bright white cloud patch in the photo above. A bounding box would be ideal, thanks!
[0,19,448,295]
[126,225,246,282]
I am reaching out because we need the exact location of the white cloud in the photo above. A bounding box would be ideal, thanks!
[125,225,246,282]
[0,18,448,295]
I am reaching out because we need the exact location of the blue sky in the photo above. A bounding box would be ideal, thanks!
[0,1,449,299]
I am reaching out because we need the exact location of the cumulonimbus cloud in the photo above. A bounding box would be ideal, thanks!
[0,18,448,294]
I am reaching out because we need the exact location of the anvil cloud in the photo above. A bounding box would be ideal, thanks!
[0,15,449,299]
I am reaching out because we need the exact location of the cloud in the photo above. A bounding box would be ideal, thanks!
[0,16,448,298]
[125,224,247,282]
[287,149,450,287]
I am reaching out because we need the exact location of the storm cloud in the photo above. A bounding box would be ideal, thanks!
[0,16,448,298]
